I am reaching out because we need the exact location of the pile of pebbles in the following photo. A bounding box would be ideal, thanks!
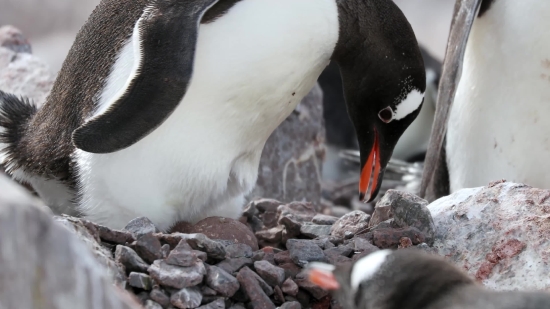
[81,190,435,309]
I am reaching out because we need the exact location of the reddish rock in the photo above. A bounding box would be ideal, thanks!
[372,227,426,249]
[398,237,413,249]
[330,211,370,238]
[236,267,275,309]
[281,278,299,296]
[177,217,258,251]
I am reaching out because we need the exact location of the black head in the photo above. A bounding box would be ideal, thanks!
[308,249,474,309]
[333,0,426,202]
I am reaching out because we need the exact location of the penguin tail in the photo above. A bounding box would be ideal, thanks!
[0,90,37,174]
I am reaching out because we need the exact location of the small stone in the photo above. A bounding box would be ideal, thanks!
[330,210,371,238]
[300,224,332,239]
[281,278,299,296]
[148,260,206,289]
[254,260,285,287]
[179,217,259,251]
[280,301,302,309]
[255,226,284,247]
[399,237,413,249]
[372,227,426,249]
[261,247,277,265]
[135,233,163,263]
[159,244,170,258]
[286,239,327,267]
[312,214,338,225]
[225,243,253,259]
[196,250,208,262]
[216,257,253,275]
[115,245,149,273]
[206,265,240,297]
[352,237,379,255]
[294,278,329,300]
[171,287,202,309]
[145,300,163,309]
[228,304,246,309]
[0,26,32,53]
[166,240,198,267]
[248,268,274,296]
[295,290,311,309]
[254,199,284,229]
[383,190,435,245]
[368,203,393,228]
[236,267,276,309]
[278,202,317,224]
[324,245,353,258]
[279,263,302,279]
[278,217,302,238]
[96,225,135,244]
[197,298,225,309]
[150,288,171,307]
[344,231,354,239]
[252,250,265,262]
[274,285,285,305]
[136,291,150,304]
[178,233,227,260]
[202,286,218,296]
[129,272,153,290]
[124,217,160,237]
[310,237,334,250]
[274,251,293,265]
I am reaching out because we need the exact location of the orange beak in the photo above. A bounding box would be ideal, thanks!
[359,130,381,202]
[308,268,340,291]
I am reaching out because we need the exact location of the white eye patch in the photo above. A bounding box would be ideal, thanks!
[393,89,424,120]
[350,249,392,291]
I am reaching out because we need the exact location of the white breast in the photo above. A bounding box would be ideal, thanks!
[446,0,550,192]
[76,0,340,230]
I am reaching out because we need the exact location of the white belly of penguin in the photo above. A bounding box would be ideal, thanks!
[446,0,550,192]
[75,0,339,230]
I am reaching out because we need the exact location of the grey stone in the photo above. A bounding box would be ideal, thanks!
[216,257,253,275]
[0,25,31,53]
[135,233,163,264]
[90,223,136,245]
[255,226,284,247]
[201,286,218,296]
[368,204,393,228]
[312,214,338,225]
[381,190,435,245]
[128,272,153,290]
[330,210,371,238]
[197,298,225,309]
[428,183,550,291]
[281,278,299,297]
[148,260,205,289]
[236,267,276,309]
[248,267,274,296]
[286,239,327,267]
[294,278,328,300]
[280,301,302,309]
[161,244,171,258]
[310,237,335,249]
[228,304,246,309]
[250,84,325,204]
[0,174,142,309]
[115,245,150,273]
[225,243,253,259]
[166,240,198,267]
[178,233,227,260]
[145,300,163,309]
[352,237,379,254]
[254,260,285,287]
[171,287,202,309]
[300,224,332,238]
[124,217,160,237]
[372,226,427,249]
[205,265,240,297]
[150,288,171,307]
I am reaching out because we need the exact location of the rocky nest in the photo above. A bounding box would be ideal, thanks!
[74,190,435,309]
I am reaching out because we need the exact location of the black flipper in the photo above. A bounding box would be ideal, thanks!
[419,0,483,199]
[72,0,220,153]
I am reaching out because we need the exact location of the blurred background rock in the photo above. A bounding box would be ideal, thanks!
[1,0,455,73]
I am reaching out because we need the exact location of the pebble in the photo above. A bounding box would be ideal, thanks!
[171,287,203,309]
[310,238,335,250]
[236,267,275,309]
[254,260,285,287]
[300,224,332,239]
[150,288,171,307]
[281,278,299,296]
[144,300,163,309]
[166,240,198,267]
[368,203,393,228]
[216,257,253,275]
[135,233,163,263]
[128,272,153,290]
[286,239,327,267]
[124,217,160,237]
[372,227,426,249]
[225,243,253,259]
[294,278,328,300]
[274,250,293,265]
[280,301,302,309]
[352,237,379,254]
[148,260,206,289]
[228,304,246,309]
[197,298,225,309]
[255,226,284,247]
[278,263,302,279]
[115,245,149,273]
[96,225,135,244]
[312,214,338,225]
[330,210,371,238]
[248,267,274,296]
[178,233,227,260]
[161,244,171,259]
[274,285,285,305]
[205,265,240,297]
[179,217,259,251]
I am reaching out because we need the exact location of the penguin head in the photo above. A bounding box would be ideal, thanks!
[308,249,473,309]
[333,0,426,202]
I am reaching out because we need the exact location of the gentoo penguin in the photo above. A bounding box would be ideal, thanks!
[308,249,550,309]
[0,0,426,230]
[420,0,550,201]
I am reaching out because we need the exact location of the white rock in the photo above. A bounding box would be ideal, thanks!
[429,181,550,291]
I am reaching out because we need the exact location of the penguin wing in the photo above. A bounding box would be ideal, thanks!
[419,0,483,199]
[72,0,221,153]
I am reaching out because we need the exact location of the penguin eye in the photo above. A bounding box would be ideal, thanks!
[378,107,394,123]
